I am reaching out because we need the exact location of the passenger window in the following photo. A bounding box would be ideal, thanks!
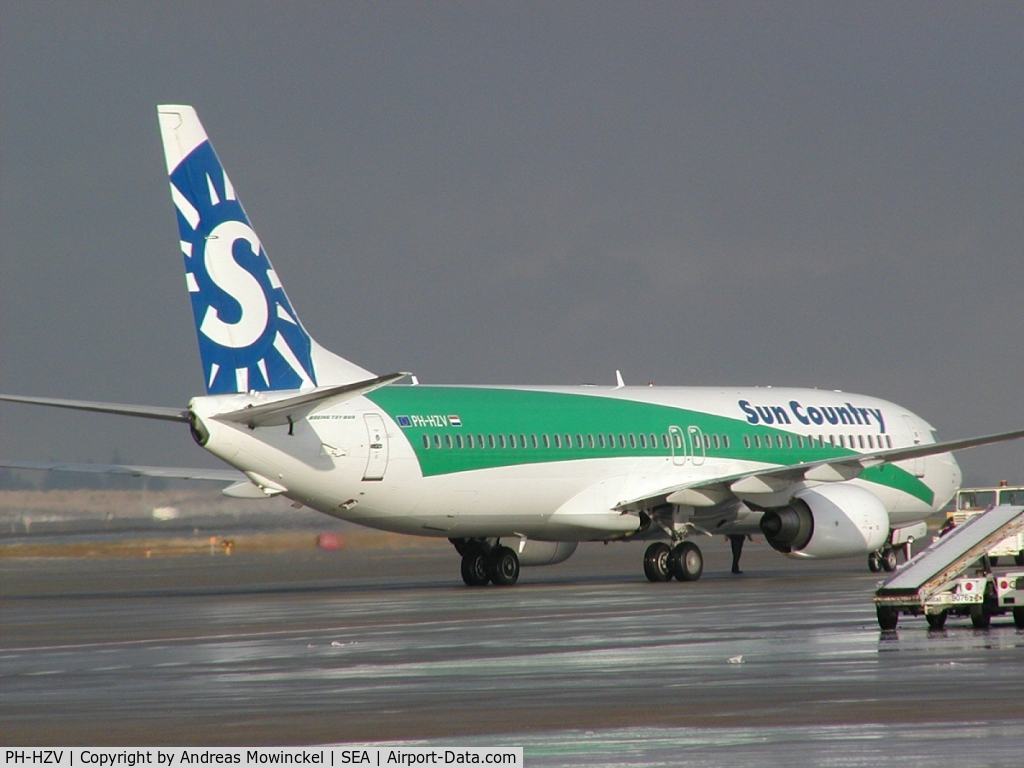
[588,434,596,448]
[619,434,627,448]
[554,434,562,448]
[743,435,751,449]
[455,434,463,449]
[488,435,496,449]
[509,435,517,449]
[531,434,539,448]
[598,434,606,448]
[639,434,647,449]
[434,435,442,449]
[445,435,453,449]
[576,434,584,448]
[662,434,669,449]
[422,435,430,449]
[629,434,637,449]
[467,434,475,449]
[723,436,730,449]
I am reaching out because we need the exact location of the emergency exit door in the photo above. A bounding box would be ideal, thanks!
[362,413,389,481]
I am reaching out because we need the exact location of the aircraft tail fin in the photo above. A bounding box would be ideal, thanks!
[157,105,373,394]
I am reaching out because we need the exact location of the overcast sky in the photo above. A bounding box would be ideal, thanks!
[2,2,1023,485]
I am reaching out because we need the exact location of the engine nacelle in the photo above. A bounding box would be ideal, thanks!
[518,541,578,566]
[759,484,889,559]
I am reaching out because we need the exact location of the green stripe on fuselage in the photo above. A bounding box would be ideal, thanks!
[364,387,933,504]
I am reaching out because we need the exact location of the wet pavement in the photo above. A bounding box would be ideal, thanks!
[2,538,1023,764]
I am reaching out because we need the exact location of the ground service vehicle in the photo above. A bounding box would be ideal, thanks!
[875,505,1024,630]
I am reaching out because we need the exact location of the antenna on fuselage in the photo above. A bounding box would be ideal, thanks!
[614,370,625,389]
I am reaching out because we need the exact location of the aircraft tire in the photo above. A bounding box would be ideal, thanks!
[488,546,520,586]
[882,549,898,572]
[925,611,947,630]
[643,543,673,582]
[876,605,899,631]
[867,552,882,573]
[460,550,491,586]
[671,541,703,582]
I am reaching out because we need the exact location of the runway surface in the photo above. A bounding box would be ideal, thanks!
[3,537,1024,765]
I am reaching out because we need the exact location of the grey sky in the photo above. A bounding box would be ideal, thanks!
[2,2,1022,484]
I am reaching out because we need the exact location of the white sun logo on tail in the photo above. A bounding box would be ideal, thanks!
[169,146,317,395]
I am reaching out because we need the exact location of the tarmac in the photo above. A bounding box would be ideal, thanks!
[3,535,1024,765]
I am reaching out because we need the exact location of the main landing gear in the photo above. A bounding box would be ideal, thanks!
[643,541,704,582]
[451,539,521,586]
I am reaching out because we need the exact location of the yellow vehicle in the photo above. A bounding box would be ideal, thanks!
[950,483,1024,565]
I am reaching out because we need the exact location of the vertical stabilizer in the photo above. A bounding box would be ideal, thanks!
[157,105,373,394]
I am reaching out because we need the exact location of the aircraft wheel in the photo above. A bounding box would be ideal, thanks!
[460,549,490,586]
[1012,607,1024,629]
[643,542,673,582]
[671,541,703,582]
[925,611,947,630]
[488,546,520,586]
[882,549,898,572]
[876,605,899,631]
[868,552,882,573]
[969,604,991,629]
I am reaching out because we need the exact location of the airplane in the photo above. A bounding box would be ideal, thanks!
[3,104,1024,587]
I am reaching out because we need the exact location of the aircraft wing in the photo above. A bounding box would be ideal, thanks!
[613,426,1024,510]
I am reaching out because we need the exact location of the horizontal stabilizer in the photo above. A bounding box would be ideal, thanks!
[0,459,241,482]
[0,394,188,422]
[213,372,409,429]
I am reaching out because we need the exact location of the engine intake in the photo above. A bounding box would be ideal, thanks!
[760,484,889,559]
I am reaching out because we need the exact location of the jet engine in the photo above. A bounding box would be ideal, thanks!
[759,484,889,558]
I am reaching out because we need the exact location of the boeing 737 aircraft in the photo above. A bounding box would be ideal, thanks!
[3,105,1023,586]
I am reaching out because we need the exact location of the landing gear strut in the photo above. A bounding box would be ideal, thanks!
[643,541,703,582]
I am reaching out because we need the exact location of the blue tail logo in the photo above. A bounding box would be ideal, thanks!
[159,106,317,395]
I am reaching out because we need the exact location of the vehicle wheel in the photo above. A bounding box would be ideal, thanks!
[488,546,520,586]
[1013,607,1024,629]
[670,541,703,582]
[925,612,947,630]
[868,552,882,573]
[876,605,899,631]
[460,550,490,586]
[969,604,991,629]
[882,549,898,572]
[643,542,672,582]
